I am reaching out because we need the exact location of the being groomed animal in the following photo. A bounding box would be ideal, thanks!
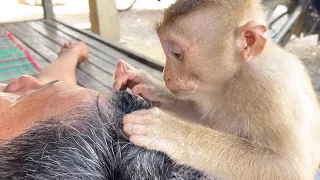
[113,0,320,179]
[0,90,173,180]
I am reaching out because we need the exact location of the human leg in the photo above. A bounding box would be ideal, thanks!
[36,41,89,86]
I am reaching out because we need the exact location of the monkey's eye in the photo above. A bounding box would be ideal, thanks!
[173,52,183,60]
[171,44,183,61]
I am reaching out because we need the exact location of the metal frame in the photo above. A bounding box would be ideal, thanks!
[273,5,303,44]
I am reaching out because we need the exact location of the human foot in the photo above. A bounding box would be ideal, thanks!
[60,41,89,63]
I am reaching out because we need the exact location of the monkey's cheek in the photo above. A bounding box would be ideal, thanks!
[165,81,197,97]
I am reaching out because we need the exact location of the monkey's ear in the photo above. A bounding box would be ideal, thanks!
[236,21,267,61]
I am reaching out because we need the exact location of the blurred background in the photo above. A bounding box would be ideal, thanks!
[0,0,176,65]
[0,0,318,70]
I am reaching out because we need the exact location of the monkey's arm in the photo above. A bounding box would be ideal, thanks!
[124,108,308,180]
[113,60,199,120]
[167,123,305,180]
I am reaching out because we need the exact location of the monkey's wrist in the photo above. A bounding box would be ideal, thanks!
[154,98,176,109]
[144,95,173,108]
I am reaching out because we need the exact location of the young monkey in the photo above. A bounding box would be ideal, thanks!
[113,0,320,179]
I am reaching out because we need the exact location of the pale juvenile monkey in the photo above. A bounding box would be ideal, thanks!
[113,0,320,179]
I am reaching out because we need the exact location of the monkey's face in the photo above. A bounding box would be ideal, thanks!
[155,0,269,100]
[159,34,197,97]
[158,23,240,99]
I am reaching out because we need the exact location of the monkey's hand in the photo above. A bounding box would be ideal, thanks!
[123,107,186,153]
[113,59,174,106]
[124,108,308,180]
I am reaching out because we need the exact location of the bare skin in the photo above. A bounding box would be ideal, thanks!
[113,0,320,179]
[0,41,99,141]
[36,41,88,86]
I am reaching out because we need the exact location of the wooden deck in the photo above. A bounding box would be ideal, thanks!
[0,19,163,92]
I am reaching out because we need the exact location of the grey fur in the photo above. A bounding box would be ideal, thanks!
[0,90,173,180]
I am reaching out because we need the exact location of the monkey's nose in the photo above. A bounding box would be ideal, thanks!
[164,76,171,82]
[163,72,172,82]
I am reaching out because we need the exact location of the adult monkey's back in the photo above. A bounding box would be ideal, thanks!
[114,0,320,179]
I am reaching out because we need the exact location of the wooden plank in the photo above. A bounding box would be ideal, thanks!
[7,23,109,92]
[35,20,127,69]
[25,21,117,76]
[42,20,139,61]
[42,0,55,20]
[41,20,163,79]
[14,22,114,88]
[3,23,109,92]
[75,70,110,92]
[53,19,165,71]
[88,0,120,41]
[28,21,117,68]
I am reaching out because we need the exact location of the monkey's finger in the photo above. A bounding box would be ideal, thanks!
[132,84,154,95]
[119,59,135,71]
[113,70,142,90]
[113,60,125,80]
[123,123,148,137]
[126,77,144,90]
[126,109,153,116]
[114,60,136,80]
[129,135,154,149]
[133,108,160,116]
[123,114,152,125]
[115,76,143,91]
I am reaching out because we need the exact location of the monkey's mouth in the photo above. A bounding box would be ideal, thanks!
[166,81,197,97]
[168,88,196,97]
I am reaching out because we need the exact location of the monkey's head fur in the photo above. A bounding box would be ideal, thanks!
[155,0,268,101]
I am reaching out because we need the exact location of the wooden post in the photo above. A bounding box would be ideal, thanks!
[42,0,55,20]
[89,0,120,41]
[293,12,306,38]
